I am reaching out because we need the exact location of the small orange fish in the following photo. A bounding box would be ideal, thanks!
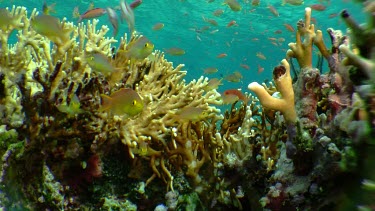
[223,89,248,104]
[267,4,279,17]
[77,8,106,23]
[130,0,143,9]
[283,23,295,32]
[240,64,250,70]
[221,93,239,104]
[217,53,227,58]
[227,20,237,27]
[257,64,264,74]
[274,30,283,34]
[328,13,338,18]
[310,4,326,11]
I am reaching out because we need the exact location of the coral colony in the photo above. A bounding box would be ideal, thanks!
[0,2,374,210]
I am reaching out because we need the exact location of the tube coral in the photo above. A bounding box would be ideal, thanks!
[248,59,296,124]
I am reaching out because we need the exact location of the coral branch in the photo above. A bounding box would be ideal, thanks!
[248,59,296,123]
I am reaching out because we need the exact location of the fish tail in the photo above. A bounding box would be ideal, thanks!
[100,94,112,111]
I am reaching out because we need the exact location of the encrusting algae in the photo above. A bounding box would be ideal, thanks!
[0,2,374,211]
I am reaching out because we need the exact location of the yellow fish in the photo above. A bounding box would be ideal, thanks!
[86,52,116,75]
[174,107,208,122]
[120,36,154,60]
[224,0,241,12]
[56,95,83,116]
[0,8,16,30]
[100,88,144,117]
[42,1,56,15]
[164,47,185,56]
[203,78,222,92]
[31,15,70,44]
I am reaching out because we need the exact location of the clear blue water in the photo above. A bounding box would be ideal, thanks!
[1,0,366,94]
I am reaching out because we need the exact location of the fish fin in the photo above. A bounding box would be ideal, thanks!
[100,94,112,111]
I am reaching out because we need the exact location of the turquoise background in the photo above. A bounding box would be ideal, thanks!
[1,0,366,95]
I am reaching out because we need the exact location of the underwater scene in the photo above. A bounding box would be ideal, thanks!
[0,0,374,210]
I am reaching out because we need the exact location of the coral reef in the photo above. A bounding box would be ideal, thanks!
[0,2,374,210]
[247,2,375,210]
[0,5,222,210]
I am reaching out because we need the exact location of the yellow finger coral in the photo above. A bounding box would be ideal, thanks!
[248,59,296,123]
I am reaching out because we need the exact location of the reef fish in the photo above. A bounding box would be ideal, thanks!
[122,36,154,60]
[56,95,83,116]
[106,7,119,36]
[203,67,218,74]
[130,0,143,9]
[152,22,164,30]
[0,8,16,29]
[31,14,69,44]
[224,0,242,12]
[77,8,107,23]
[174,107,208,122]
[86,52,116,75]
[282,0,304,6]
[100,88,144,117]
[165,47,185,56]
[203,78,222,91]
[120,0,135,34]
[42,1,56,15]
[223,89,248,104]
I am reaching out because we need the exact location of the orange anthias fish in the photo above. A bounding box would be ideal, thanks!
[217,53,227,58]
[227,20,237,27]
[100,88,144,117]
[223,89,248,104]
[77,8,107,23]
[283,23,295,32]
[310,4,326,11]
[130,0,143,9]
[268,4,279,17]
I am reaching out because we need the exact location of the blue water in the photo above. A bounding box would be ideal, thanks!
[1,0,366,94]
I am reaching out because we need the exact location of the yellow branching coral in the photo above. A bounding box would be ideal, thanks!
[0,6,223,190]
[286,7,329,69]
[248,59,296,124]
